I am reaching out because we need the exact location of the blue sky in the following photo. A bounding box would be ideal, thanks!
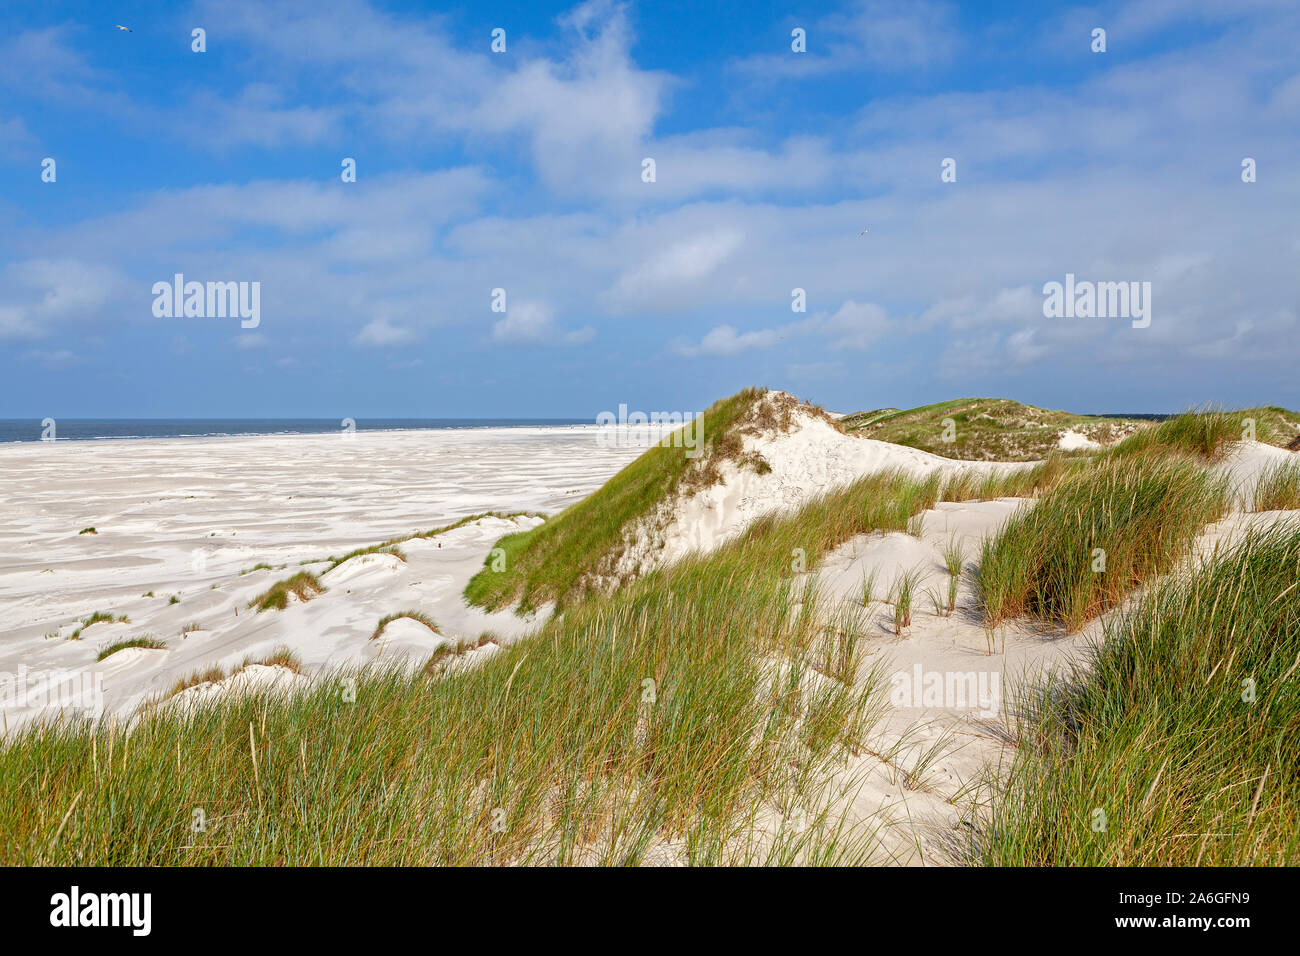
[1,0,1297,418]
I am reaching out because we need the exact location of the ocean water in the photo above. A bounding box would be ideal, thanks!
[0,418,588,444]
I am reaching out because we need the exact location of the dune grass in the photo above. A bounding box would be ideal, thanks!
[78,527,96,535]
[1253,459,1300,511]
[167,647,304,699]
[980,522,1300,865]
[979,455,1228,632]
[326,544,406,572]
[288,511,542,572]
[941,536,966,613]
[68,611,129,641]
[1105,407,1249,462]
[242,646,303,673]
[169,665,227,697]
[464,388,770,613]
[96,637,167,662]
[842,398,1143,461]
[370,611,439,641]
[422,632,500,673]
[0,467,969,866]
[890,567,922,635]
[249,572,325,612]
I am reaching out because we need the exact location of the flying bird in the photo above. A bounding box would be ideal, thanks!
[115,24,132,32]
[859,228,869,235]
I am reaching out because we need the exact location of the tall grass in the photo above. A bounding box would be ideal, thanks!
[979,456,1228,632]
[980,522,1300,865]
[0,468,955,866]
[941,536,966,614]
[1253,459,1300,511]
[1106,408,1247,462]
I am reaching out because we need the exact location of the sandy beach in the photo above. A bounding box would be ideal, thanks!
[0,426,665,728]
[1,402,1294,865]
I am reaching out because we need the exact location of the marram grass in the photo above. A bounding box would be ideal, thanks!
[979,455,1228,632]
[978,521,1300,865]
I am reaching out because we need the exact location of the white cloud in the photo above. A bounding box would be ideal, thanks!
[675,324,779,357]
[22,348,81,369]
[490,301,593,347]
[818,300,893,350]
[0,259,130,340]
[353,318,415,348]
[611,228,744,304]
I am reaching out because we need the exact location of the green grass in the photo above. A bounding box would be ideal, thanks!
[242,645,304,673]
[288,512,542,572]
[96,637,167,662]
[248,572,325,612]
[464,387,780,612]
[168,647,304,698]
[941,536,966,614]
[240,563,273,576]
[68,612,129,641]
[169,665,227,696]
[1253,460,1300,512]
[422,632,500,673]
[1105,407,1241,461]
[890,567,921,635]
[980,522,1300,865]
[78,527,96,535]
[370,611,439,641]
[0,467,970,866]
[842,398,1143,461]
[844,399,1300,462]
[979,455,1228,632]
[325,544,406,572]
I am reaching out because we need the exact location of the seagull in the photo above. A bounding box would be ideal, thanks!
[115,24,133,32]
[859,227,869,235]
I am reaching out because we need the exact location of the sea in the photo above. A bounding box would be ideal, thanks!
[0,419,589,444]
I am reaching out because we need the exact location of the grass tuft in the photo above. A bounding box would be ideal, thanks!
[68,611,129,641]
[96,637,166,662]
[979,456,1227,632]
[249,572,325,613]
[370,611,439,641]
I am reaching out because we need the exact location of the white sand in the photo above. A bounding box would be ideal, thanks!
[1057,428,1100,451]
[0,425,671,729]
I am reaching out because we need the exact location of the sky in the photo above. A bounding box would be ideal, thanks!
[0,0,1297,418]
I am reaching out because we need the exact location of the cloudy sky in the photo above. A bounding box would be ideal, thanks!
[1,0,1297,418]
